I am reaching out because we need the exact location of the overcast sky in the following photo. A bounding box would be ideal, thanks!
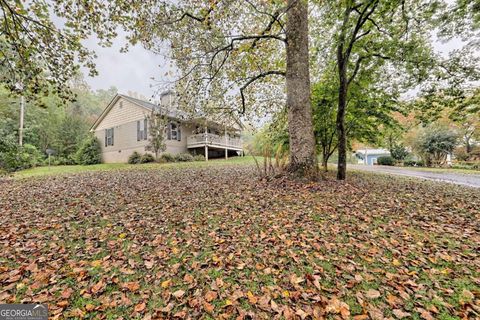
[81,33,169,100]
[81,31,465,101]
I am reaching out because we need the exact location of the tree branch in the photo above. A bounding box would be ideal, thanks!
[240,70,286,114]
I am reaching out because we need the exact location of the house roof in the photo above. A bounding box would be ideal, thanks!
[90,93,188,131]
[120,94,189,119]
[90,93,244,132]
[355,149,390,156]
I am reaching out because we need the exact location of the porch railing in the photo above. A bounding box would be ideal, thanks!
[187,133,242,149]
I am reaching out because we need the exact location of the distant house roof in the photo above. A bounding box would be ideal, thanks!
[355,149,390,156]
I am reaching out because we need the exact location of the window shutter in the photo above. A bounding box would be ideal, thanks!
[111,128,114,146]
[105,129,107,147]
[144,118,148,140]
[167,123,172,140]
[177,125,181,141]
[137,121,140,141]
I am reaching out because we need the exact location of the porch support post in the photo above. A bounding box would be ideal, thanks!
[224,125,228,160]
[204,125,208,161]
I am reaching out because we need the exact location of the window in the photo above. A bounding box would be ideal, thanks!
[167,122,181,141]
[105,128,114,146]
[137,119,148,141]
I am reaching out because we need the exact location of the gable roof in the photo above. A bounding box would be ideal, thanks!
[90,93,188,131]
[355,149,390,156]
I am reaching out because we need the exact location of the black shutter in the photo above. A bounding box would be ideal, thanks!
[167,123,172,140]
[177,124,181,141]
[144,118,148,140]
[111,128,114,146]
[105,129,107,147]
[137,121,140,141]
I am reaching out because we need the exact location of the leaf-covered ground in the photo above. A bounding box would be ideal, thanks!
[0,164,479,319]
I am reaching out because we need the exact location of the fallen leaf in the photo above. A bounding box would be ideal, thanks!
[173,289,185,298]
[365,289,381,299]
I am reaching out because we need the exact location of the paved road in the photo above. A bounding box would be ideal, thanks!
[350,164,480,188]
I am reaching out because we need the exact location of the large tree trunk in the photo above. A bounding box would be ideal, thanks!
[336,58,348,180]
[285,0,317,178]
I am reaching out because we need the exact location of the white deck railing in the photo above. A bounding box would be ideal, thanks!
[187,133,242,149]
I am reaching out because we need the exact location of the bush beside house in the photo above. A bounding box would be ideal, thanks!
[75,135,102,165]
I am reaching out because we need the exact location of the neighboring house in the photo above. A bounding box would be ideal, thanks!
[90,92,243,163]
[354,149,390,165]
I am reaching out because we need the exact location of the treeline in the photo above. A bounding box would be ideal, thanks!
[249,81,480,171]
[0,78,116,172]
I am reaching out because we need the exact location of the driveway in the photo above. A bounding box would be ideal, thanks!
[350,164,480,188]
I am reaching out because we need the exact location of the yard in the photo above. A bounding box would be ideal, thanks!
[0,161,479,319]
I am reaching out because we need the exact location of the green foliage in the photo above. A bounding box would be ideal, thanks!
[451,162,480,170]
[0,137,42,172]
[0,1,119,101]
[377,156,395,166]
[390,144,409,161]
[44,155,77,166]
[0,81,116,168]
[193,154,206,161]
[128,152,142,165]
[75,135,102,165]
[414,125,458,166]
[174,153,194,162]
[145,111,167,159]
[160,153,176,163]
[404,160,424,167]
[140,153,155,164]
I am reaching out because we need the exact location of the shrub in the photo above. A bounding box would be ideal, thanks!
[454,149,469,162]
[160,153,176,163]
[0,137,42,172]
[193,154,206,161]
[404,160,416,166]
[43,155,76,166]
[140,153,155,163]
[128,151,142,164]
[0,135,18,172]
[18,144,42,169]
[175,153,194,162]
[75,135,102,165]
[404,160,424,167]
[390,144,409,161]
[414,125,458,166]
[377,156,394,166]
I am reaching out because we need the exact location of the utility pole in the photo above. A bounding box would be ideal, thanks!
[19,96,25,146]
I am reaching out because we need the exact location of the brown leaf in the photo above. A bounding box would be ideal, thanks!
[91,279,106,294]
[205,290,217,302]
[173,289,185,298]
[144,260,154,269]
[122,281,140,292]
[365,289,381,299]
[247,291,257,304]
[134,302,146,313]
[203,302,214,313]
[392,309,411,319]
